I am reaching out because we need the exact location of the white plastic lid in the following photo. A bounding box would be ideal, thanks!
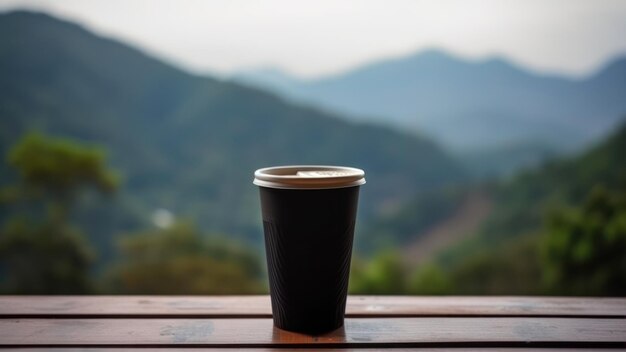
[253,165,366,189]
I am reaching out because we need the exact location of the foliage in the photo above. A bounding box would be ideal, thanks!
[349,252,408,294]
[447,235,543,295]
[8,133,118,200]
[409,263,453,295]
[0,133,117,293]
[0,218,94,294]
[542,186,626,296]
[349,236,542,296]
[335,124,626,296]
[437,121,626,268]
[444,184,626,296]
[352,186,626,297]
[449,121,626,295]
[106,222,265,294]
[486,122,626,245]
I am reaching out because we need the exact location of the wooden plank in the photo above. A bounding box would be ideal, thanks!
[0,296,625,318]
[0,296,270,318]
[0,318,624,347]
[347,296,626,318]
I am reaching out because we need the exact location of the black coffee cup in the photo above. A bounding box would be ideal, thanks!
[254,165,365,334]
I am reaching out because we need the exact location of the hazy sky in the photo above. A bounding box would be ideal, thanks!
[1,0,625,79]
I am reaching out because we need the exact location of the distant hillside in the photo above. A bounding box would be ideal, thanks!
[235,50,626,175]
[0,11,466,252]
[366,118,626,264]
[477,116,626,245]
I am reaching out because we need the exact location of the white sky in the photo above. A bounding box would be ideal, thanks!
[1,0,625,79]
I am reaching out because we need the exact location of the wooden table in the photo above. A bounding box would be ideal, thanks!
[0,296,625,350]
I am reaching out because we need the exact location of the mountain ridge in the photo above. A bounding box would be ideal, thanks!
[234,47,626,166]
[0,11,466,254]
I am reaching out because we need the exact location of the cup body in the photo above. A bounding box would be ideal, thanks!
[258,184,360,334]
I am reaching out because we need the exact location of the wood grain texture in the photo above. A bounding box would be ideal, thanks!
[1,296,625,317]
[0,317,624,347]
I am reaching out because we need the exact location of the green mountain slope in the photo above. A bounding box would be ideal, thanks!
[436,120,626,295]
[365,118,626,262]
[352,119,626,296]
[476,118,626,246]
[0,11,467,251]
[236,50,626,176]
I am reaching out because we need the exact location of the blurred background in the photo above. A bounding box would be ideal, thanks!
[0,0,625,295]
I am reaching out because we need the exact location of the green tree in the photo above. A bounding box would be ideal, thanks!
[447,235,543,295]
[409,263,453,295]
[542,186,626,295]
[0,133,117,293]
[349,251,408,294]
[107,222,264,294]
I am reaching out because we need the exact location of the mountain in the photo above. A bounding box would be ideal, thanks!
[438,117,626,295]
[476,115,626,245]
[372,116,626,264]
[233,67,302,95]
[234,50,626,175]
[0,11,467,252]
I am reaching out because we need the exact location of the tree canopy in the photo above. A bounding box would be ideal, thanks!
[0,133,118,293]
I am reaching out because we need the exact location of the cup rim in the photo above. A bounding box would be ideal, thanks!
[253,165,366,190]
